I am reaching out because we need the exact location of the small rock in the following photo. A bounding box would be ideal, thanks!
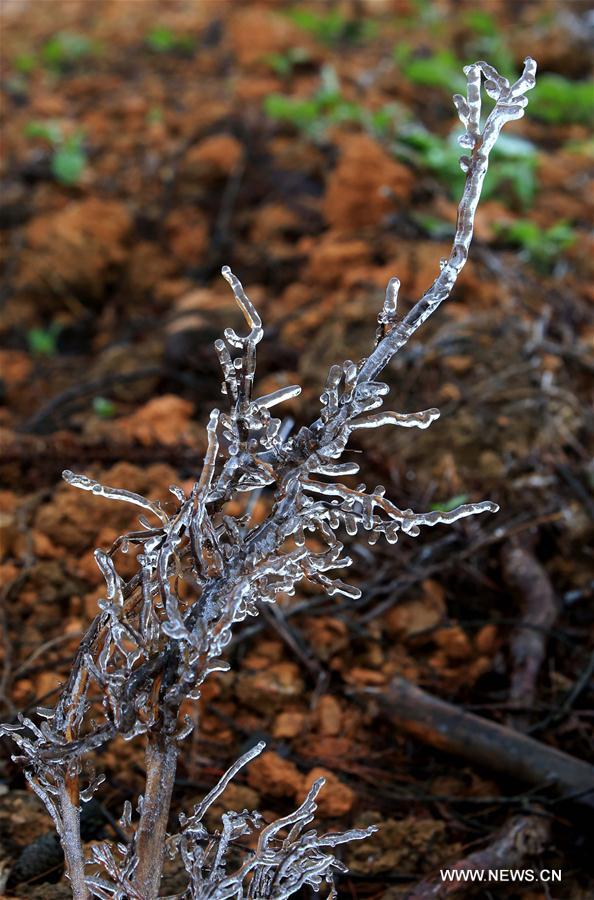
[247,751,304,799]
[315,695,342,737]
[300,768,355,817]
[273,710,307,739]
[235,661,304,714]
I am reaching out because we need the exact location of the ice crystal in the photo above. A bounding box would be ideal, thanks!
[1,58,536,900]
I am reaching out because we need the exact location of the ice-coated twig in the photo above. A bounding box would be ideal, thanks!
[221,265,263,347]
[188,740,266,825]
[3,57,536,900]
[172,749,376,900]
[62,470,169,525]
[349,408,440,430]
[357,56,537,385]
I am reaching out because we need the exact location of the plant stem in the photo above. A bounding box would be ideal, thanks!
[59,773,89,900]
[133,736,178,898]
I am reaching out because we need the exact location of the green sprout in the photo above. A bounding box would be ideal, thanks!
[287,8,377,45]
[145,26,195,54]
[24,120,87,185]
[93,397,117,419]
[146,106,164,125]
[27,323,61,356]
[461,11,516,77]
[264,66,403,141]
[431,494,470,513]
[264,65,358,138]
[530,75,594,125]
[399,0,442,28]
[24,120,63,144]
[461,9,498,34]
[495,219,576,273]
[394,46,467,95]
[411,213,455,240]
[41,32,95,70]
[14,52,37,75]
[263,47,310,77]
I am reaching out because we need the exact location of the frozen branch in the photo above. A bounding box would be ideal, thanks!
[358,57,537,384]
[2,57,537,900]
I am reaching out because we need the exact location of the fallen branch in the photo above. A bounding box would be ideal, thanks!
[409,813,550,898]
[372,677,594,808]
[501,539,559,731]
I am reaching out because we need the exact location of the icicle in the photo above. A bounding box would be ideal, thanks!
[253,385,302,409]
[377,277,400,334]
[80,773,106,802]
[62,470,169,524]
[221,266,263,347]
[120,800,132,828]
[191,741,266,824]
[308,461,360,476]
[94,550,123,604]
[349,408,440,430]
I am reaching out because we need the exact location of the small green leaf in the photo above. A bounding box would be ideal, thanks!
[15,52,37,74]
[25,120,63,144]
[431,494,469,513]
[462,10,497,36]
[412,213,455,239]
[531,75,594,125]
[147,106,164,124]
[42,32,93,69]
[146,26,175,52]
[146,26,194,54]
[27,327,59,356]
[399,50,466,94]
[287,8,375,45]
[263,47,310,77]
[52,139,86,185]
[495,219,576,272]
[93,397,117,418]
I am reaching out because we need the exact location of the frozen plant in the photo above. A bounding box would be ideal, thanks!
[1,58,536,899]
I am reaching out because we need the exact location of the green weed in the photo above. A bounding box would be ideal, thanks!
[411,213,455,239]
[461,11,516,77]
[431,494,469,512]
[394,46,466,94]
[25,120,87,185]
[145,26,195,54]
[27,324,61,356]
[287,8,377,45]
[41,32,95,70]
[263,47,310,77]
[264,66,404,140]
[93,397,117,419]
[495,219,576,272]
[14,52,37,74]
[530,74,594,125]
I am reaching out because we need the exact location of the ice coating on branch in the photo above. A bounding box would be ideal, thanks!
[349,409,440,430]
[0,57,536,900]
[62,469,168,524]
[164,742,376,900]
[357,56,537,385]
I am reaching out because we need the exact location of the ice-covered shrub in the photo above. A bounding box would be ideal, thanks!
[1,58,537,899]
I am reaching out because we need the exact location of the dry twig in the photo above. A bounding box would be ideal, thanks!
[501,539,559,731]
[371,676,594,808]
[409,813,550,898]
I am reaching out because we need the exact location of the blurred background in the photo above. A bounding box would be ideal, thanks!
[1,0,593,897]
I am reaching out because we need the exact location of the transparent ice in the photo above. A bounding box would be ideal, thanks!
[1,58,536,899]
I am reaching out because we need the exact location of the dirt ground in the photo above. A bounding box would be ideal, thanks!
[0,1,593,897]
